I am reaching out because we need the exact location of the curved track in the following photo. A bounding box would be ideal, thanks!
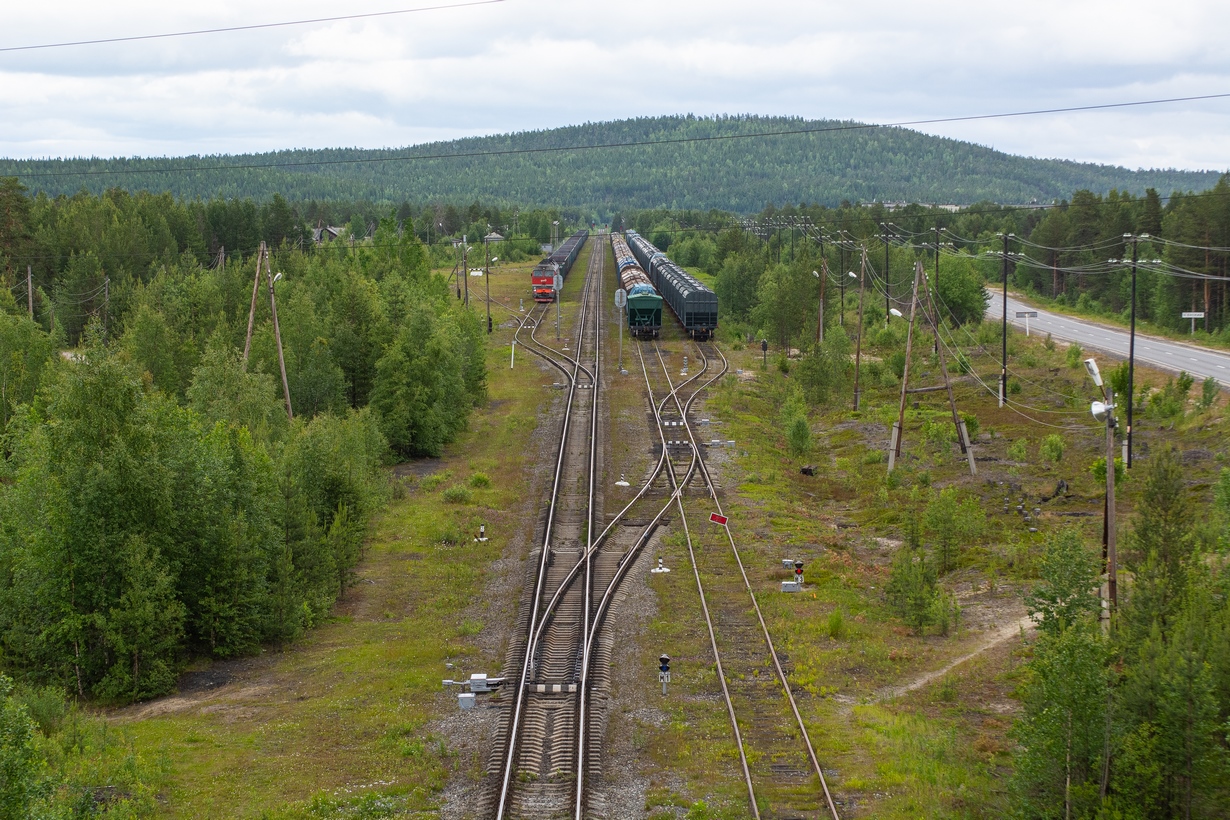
[483,246,840,818]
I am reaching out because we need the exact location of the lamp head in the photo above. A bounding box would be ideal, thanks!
[848,271,857,278]
[272,272,283,284]
[813,270,820,278]
[1083,358,1103,387]
[889,308,903,318]
[1091,400,1114,423]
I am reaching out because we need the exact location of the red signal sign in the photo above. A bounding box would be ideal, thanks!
[709,513,728,525]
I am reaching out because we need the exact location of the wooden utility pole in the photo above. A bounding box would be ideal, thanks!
[853,246,868,411]
[27,265,34,319]
[264,252,293,420]
[889,262,924,471]
[923,269,977,476]
[243,242,265,365]
[888,262,976,476]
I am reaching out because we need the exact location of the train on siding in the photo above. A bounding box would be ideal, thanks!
[611,232,663,337]
[625,231,719,339]
[531,230,589,302]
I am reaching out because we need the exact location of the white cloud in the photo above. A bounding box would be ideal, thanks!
[0,0,1228,170]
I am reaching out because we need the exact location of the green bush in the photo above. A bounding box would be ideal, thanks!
[961,412,980,440]
[442,486,472,504]
[886,547,939,635]
[1007,438,1028,461]
[468,472,491,488]
[786,415,812,457]
[826,608,846,640]
[1040,434,1065,463]
[1091,456,1126,486]
[1199,376,1219,410]
[1066,343,1085,369]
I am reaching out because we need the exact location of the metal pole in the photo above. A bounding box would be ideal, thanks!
[1127,236,1138,468]
[853,246,867,410]
[884,224,890,325]
[619,304,624,371]
[839,244,846,326]
[1000,233,1009,408]
[1106,389,1117,609]
[462,236,469,307]
[933,226,941,354]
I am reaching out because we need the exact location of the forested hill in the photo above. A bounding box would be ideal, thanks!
[2,115,1222,211]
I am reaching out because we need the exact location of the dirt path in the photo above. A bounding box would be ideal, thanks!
[872,615,1035,703]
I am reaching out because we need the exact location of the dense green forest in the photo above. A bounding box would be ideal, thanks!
[614,172,1230,340]
[0,182,489,714]
[1010,451,1230,818]
[1,115,1221,212]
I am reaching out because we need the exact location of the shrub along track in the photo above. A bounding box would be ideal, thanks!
[641,334,842,820]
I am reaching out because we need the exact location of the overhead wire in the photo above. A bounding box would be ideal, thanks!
[0,1,504,53]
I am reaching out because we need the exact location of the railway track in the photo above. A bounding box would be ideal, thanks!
[480,243,839,818]
[641,336,842,820]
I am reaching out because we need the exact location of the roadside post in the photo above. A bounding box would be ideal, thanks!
[1015,310,1038,337]
[615,287,627,373]
[1183,311,1204,335]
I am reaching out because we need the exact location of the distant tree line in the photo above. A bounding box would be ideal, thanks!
[0,116,1218,212]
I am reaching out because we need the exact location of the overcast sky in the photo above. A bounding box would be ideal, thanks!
[2,0,1228,171]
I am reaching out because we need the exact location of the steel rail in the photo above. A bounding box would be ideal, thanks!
[679,342,842,820]
[574,237,603,819]
[642,340,762,818]
[494,246,599,820]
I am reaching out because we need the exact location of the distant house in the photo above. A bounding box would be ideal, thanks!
[312,225,344,244]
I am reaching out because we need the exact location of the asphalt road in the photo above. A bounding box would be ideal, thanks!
[984,289,1230,388]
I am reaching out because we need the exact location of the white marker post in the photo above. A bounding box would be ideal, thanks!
[1183,311,1205,335]
[510,340,516,369]
[1015,310,1038,337]
[614,288,627,372]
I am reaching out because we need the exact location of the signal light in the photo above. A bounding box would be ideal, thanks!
[659,654,671,673]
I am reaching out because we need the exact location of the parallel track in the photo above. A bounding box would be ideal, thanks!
[643,334,842,820]
[484,247,839,818]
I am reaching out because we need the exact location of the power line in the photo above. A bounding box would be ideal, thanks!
[8,92,1230,181]
[0,0,504,53]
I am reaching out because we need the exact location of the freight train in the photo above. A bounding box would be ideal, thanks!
[531,230,589,302]
[625,231,718,338]
[611,232,663,337]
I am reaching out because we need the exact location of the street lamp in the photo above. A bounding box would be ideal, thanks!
[1085,358,1118,615]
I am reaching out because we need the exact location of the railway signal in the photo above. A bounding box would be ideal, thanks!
[794,560,804,585]
[761,338,768,368]
[658,654,671,694]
